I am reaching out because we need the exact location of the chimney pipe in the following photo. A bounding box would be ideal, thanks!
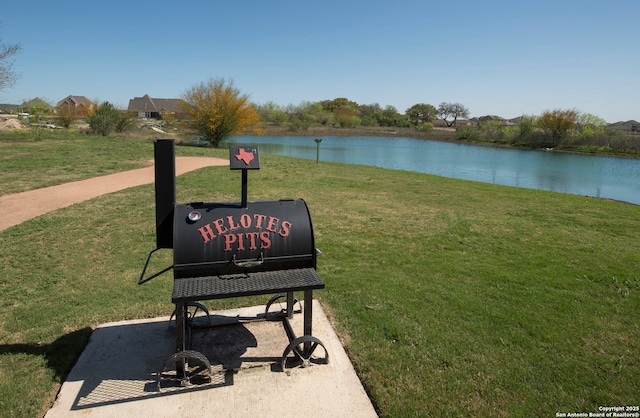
[153,138,175,249]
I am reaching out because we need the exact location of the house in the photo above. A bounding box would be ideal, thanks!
[472,115,515,126]
[56,95,95,115]
[0,104,19,114]
[22,97,53,112]
[607,120,639,134]
[127,94,185,119]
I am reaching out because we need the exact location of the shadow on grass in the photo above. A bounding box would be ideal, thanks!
[0,327,93,383]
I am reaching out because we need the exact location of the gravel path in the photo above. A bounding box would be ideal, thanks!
[0,156,228,232]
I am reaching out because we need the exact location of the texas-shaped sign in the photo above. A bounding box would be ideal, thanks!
[235,148,255,165]
[229,146,260,170]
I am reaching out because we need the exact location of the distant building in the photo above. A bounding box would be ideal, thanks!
[56,95,95,115]
[0,104,19,114]
[22,98,52,111]
[127,94,185,119]
[607,120,639,134]
[472,115,515,126]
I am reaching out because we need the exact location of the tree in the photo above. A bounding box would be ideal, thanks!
[406,103,437,126]
[88,101,121,136]
[537,109,577,141]
[575,112,606,137]
[0,31,21,93]
[181,78,262,147]
[20,97,53,121]
[320,97,359,113]
[57,105,78,128]
[300,101,333,126]
[114,110,135,133]
[380,105,409,127]
[359,103,382,126]
[437,102,469,127]
[334,106,361,128]
[517,114,538,138]
[255,101,288,126]
[319,97,361,128]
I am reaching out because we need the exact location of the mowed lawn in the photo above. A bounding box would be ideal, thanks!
[0,131,639,417]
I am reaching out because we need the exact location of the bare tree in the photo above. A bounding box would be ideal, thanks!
[0,31,21,92]
[437,102,469,127]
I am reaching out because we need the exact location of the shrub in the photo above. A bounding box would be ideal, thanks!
[456,126,475,140]
[537,109,577,142]
[88,102,121,136]
[518,115,537,138]
[56,107,77,129]
[114,111,135,133]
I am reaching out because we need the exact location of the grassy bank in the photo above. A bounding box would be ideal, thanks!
[0,130,219,196]
[0,133,639,416]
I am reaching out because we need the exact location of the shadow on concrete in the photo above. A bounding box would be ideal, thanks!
[45,302,378,418]
[55,316,289,411]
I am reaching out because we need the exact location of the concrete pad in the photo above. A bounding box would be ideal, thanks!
[46,300,377,417]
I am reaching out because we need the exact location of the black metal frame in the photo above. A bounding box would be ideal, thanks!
[171,268,324,362]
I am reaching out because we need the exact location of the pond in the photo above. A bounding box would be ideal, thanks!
[226,135,640,206]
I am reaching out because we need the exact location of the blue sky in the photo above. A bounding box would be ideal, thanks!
[2,0,638,122]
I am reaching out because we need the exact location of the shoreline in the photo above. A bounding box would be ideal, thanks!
[256,125,640,160]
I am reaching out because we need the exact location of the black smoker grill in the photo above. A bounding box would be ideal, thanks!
[140,139,327,388]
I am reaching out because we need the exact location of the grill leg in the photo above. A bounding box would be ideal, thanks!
[175,302,187,376]
[304,290,313,351]
[280,290,330,369]
[286,291,295,319]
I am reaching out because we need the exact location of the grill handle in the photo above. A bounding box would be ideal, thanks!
[232,252,264,268]
[138,248,174,284]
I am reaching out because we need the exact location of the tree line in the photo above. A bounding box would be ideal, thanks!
[5,73,637,155]
[254,99,471,132]
[456,109,639,153]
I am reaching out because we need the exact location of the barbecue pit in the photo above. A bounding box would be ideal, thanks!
[140,139,327,389]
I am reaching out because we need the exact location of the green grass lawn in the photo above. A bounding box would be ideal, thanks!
[0,129,214,195]
[1,132,639,417]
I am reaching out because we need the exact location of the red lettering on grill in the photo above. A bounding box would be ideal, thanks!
[198,224,216,243]
[279,221,291,237]
[253,214,266,228]
[260,231,271,249]
[197,212,292,249]
[240,214,251,228]
[213,218,227,235]
[224,234,237,251]
[245,232,260,249]
[236,233,246,250]
[227,215,239,231]
[266,216,279,233]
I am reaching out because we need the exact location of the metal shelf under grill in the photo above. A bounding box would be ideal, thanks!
[172,268,324,303]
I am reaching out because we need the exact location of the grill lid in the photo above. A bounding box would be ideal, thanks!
[173,199,316,278]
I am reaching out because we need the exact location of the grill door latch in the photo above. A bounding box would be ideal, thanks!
[232,252,264,268]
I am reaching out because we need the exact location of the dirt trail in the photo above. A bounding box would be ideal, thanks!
[0,156,228,232]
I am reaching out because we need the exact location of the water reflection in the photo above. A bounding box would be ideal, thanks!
[226,135,640,205]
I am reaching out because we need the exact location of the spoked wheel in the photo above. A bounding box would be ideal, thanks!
[281,335,329,371]
[265,293,301,318]
[157,350,212,391]
[169,302,211,327]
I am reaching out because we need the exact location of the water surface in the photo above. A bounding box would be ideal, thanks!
[227,135,640,205]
